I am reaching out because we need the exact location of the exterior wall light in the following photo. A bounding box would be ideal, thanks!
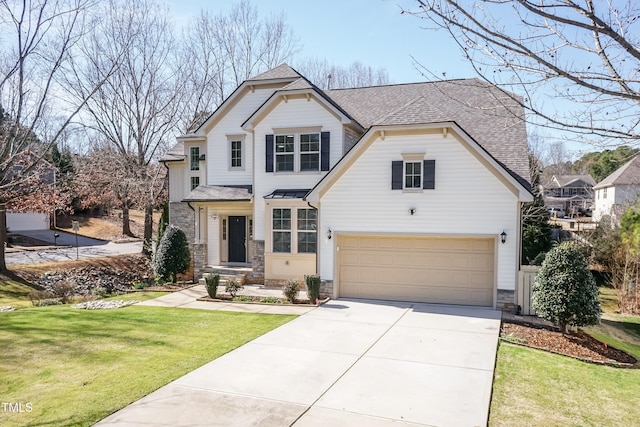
[327,228,332,240]
[500,231,507,244]
[409,208,416,215]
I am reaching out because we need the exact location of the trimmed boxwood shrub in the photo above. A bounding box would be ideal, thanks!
[304,274,321,304]
[153,224,190,283]
[204,274,220,298]
[532,242,601,333]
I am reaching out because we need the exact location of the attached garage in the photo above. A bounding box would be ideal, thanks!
[337,235,495,307]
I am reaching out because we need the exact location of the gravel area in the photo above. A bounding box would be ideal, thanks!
[73,300,140,310]
[501,322,637,365]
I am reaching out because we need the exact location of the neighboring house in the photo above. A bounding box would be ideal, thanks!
[543,174,595,215]
[161,64,532,309]
[6,154,55,232]
[593,155,640,224]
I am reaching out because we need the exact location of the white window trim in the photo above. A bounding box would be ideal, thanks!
[272,128,323,174]
[227,134,245,171]
[401,152,426,193]
[189,146,200,171]
[272,207,292,253]
[270,207,317,254]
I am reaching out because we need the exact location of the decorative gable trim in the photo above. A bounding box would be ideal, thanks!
[305,122,533,203]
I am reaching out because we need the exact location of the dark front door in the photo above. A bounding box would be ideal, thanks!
[228,216,246,263]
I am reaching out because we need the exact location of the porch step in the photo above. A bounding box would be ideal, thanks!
[201,266,249,286]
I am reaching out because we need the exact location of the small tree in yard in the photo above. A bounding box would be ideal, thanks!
[153,225,190,283]
[533,243,601,334]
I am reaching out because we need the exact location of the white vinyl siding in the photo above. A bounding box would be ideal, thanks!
[253,95,344,240]
[206,86,277,186]
[318,131,520,293]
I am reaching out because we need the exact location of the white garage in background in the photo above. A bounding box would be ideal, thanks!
[7,212,50,231]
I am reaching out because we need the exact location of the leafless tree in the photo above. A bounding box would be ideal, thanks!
[403,0,640,145]
[180,0,300,131]
[0,0,112,271]
[297,58,391,89]
[66,0,183,254]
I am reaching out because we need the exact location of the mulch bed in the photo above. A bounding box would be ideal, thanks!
[199,295,328,306]
[501,321,637,366]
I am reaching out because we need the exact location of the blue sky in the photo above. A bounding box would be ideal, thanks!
[170,0,476,83]
[169,0,592,158]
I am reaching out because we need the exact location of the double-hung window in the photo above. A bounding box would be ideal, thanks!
[297,209,317,253]
[272,208,291,253]
[190,147,200,171]
[404,161,422,189]
[300,133,320,171]
[275,135,295,172]
[230,140,242,168]
[190,176,200,191]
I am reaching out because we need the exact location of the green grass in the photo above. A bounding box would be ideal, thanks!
[489,342,640,426]
[490,287,640,426]
[0,305,294,426]
[0,279,40,309]
[103,291,170,302]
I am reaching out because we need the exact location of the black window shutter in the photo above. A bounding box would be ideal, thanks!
[265,134,274,172]
[423,159,435,189]
[391,161,403,190]
[321,131,330,171]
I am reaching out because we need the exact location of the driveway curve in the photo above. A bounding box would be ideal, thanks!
[97,299,501,426]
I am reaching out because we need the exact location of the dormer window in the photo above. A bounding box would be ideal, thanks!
[190,147,200,171]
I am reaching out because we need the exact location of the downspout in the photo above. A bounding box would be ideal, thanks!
[307,201,320,276]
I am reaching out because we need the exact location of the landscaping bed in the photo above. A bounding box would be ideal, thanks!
[198,295,329,306]
[501,321,637,366]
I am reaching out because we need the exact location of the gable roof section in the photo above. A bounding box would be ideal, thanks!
[549,174,596,188]
[595,156,640,189]
[160,141,185,162]
[305,122,533,203]
[250,64,301,81]
[325,79,530,185]
[189,64,301,135]
[242,77,364,131]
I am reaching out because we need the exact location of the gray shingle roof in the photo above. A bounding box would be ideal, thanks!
[280,78,314,91]
[549,175,596,188]
[183,185,252,202]
[160,142,185,162]
[249,64,301,81]
[325,79,530,184]
[594,156,640,189]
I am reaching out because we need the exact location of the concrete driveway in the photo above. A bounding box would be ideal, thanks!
[97,300,501,426]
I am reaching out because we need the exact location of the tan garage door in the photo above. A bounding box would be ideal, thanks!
[338,235,495,306]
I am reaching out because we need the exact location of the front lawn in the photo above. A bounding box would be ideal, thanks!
[490,287,640,426]
[0,305,294,426]
[489,342,640,426]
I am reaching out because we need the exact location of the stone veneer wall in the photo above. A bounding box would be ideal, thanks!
[319,280,333,299]
[497,289,516,313]
[250,240,265,281]
[169,202,195,243]
[192,243,207,280]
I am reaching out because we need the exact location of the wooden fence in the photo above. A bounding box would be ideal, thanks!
[517,266,540,315]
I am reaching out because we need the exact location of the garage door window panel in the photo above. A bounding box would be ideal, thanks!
[272,208,291,253]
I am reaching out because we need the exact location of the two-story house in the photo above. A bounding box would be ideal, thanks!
[162,64,532,309]
[543,174,595,216]
[593,155,640,224]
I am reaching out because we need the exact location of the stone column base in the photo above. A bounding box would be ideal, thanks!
[497,289,516,313]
